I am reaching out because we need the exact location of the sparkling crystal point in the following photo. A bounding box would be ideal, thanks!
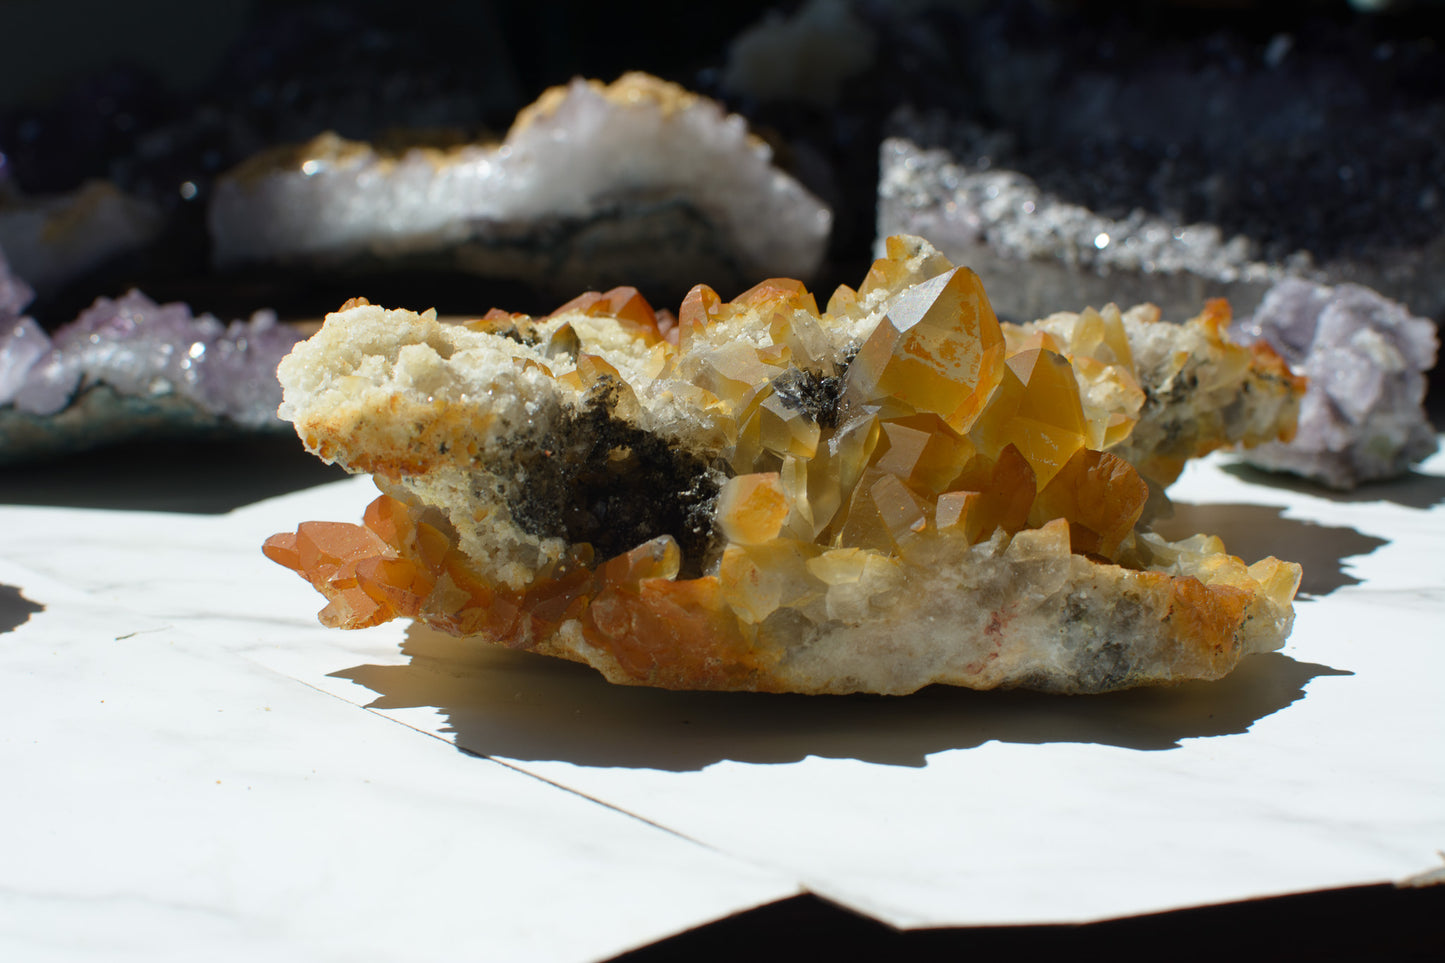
[844,266,1004,432]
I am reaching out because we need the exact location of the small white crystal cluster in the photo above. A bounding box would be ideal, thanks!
[1234,279,1439,488]
[210,74,831,284]
[876,135,1289,322]
[0,286,299,428]
[878,138,1271,282]
[0,181,161,295]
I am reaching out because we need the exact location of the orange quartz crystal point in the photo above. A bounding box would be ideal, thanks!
[844,266,1005,433]
[549,286,662,341]
[261,532,301,571]
[1031,447,1148,559]
[677,283,722,348]
[735,277,820,316]
[1196,297,1232,338]
[717,473,791,546]
[954,444,1037,544]
[362,494,414,545]
[583,575,758,690]
[999,347,1088,489]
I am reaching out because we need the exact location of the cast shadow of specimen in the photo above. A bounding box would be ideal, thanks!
[334,627,1349,772]
[331,497,1368,769]
[1151,501,1388,598]
[1221,462,1445,512]
[0,434,346,514]
[0,583,42,634]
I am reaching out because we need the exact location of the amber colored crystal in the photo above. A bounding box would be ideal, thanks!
[716,472,791,546]
[947,444,1037,544]
[844,266,1005,434]
[547,285,664,343]
[1030,447,1147,559]
[971,347,1087,489]
[267,233,1305,694]
[677,283,723,347]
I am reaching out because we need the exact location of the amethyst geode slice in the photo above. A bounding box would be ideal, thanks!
[1233,278,1439,489]
[0,258,301,461]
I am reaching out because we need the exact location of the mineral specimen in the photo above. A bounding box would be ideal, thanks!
[1015,297,1305,491]
[0,285,301,462]
[265,235,1302,695]
[209,73,831,299]
[877,133,1290,326]
[0,245,32,322]
[1232,278,1439,489]
[0,180,161,296]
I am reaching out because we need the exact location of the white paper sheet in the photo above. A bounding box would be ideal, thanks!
[3,442,1442,956]
[0,535,797,962]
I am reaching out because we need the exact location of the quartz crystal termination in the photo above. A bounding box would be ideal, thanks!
[1232,278,1439,489]
[264,235,1303,695]
[209,73,831,299]
[0,276,301,462]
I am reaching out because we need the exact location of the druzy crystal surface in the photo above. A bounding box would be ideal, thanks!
[210,73,831,297]
[1234,279,1439,488]
[265,236,1303,695]
[877,133,1289,325]
[0,284,301,460]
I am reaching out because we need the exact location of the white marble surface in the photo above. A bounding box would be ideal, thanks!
[2,442,1442,956]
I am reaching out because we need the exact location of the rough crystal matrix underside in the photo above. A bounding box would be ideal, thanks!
[265,235,1303,695]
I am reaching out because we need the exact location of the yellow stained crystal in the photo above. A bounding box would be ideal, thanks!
[716,472,791,546]
[267,233,1305,696]
[759,393,822,459]
[844,266,1005,433]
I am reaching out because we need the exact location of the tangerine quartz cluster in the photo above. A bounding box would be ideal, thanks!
[265,235,1304,694]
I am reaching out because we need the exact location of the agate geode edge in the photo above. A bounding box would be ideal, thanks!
[264,235,1305,695]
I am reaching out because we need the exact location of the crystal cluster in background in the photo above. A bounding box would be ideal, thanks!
[0,0,1438,473]
[876,131,1288,327]
[0,247,300,461]
[1233,279,1439,489]
[0,245,31,323]
[0,179,161,297]
[208,73,832,301]
[861,4,1445,324]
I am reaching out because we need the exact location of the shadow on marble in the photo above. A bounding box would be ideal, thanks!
[0,583,42,634]
[0,435,347,514]
[1220,462,1445,512]
[1150,502,1388,599]
[331,626,1350,771]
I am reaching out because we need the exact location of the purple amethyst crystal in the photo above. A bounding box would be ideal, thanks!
[1234,278,1439,488]
[0,281,302,461]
